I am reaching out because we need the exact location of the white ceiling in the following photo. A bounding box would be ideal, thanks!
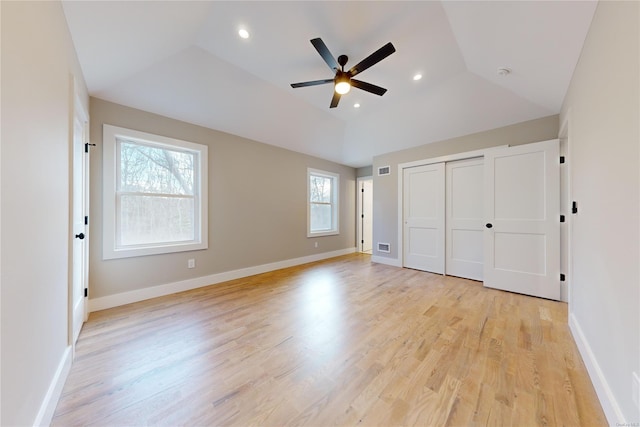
[62,1,597,168]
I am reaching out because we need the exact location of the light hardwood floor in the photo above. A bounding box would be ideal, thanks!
[53,254,606,426]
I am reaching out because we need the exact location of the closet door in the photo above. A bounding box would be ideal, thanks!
[484,139,560,300]
[403,163,445,273]
[446,158,484,281]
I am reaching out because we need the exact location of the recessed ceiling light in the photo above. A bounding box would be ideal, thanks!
[354,103,360,108]
[413,73,423,81]
[238,28,250,39]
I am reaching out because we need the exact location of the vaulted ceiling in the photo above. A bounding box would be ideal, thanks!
[62,1,597,167]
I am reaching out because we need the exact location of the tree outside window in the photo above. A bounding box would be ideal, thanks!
[103,125,207,259]
[308,169,339,236]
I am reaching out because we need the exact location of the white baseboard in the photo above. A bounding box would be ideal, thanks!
[569,312,626,425]
[33,346,72,427]
[89,248,356,312]
[370,255,402,267]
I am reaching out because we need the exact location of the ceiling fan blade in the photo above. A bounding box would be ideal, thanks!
[310,38,340,71]
[291,79,334,88]
[329,91,341,108]
[348,42,396,77]
[351,79,387,96]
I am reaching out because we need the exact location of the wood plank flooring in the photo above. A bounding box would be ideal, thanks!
[52,254,606,426]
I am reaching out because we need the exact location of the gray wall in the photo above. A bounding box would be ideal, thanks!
[560,1,639,423]
[371,115,559,260]
[1,1,89,425]
[89,98,356,299]
[356,166,373,178]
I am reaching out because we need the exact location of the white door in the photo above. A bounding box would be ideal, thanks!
[358,178,373,253]
[446,158,484,281]
[403,163,445,273]
[71,96,89,344]
[483,139,560,300]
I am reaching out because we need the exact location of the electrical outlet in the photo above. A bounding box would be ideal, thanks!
[633,371,640,410]
[188,259,195,269]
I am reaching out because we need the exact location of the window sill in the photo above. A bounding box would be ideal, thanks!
[103,241,207,260]
[307,231,339,238]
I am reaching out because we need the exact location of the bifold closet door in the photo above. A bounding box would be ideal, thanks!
[403,163,445,274]
[445,158,484,281]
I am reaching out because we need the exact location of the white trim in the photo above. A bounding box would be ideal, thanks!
[102,124,208,259]
[356,176,373,253]
[33,346,72,427]
[371,255,402,267]
[397,147,503,171]
[569,313,627,425]
[396,146,507,268]
[307,168,340,237]
[89,247,356,312]
[559,110,573,305]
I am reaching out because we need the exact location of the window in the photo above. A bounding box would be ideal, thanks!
[308,168,339,237]
[103,125,207,259]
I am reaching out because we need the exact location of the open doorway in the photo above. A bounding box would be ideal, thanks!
[357,177,373,253]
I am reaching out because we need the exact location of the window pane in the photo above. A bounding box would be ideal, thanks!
[309,175,332,203]
[310,203,333,232]
[118,195,195,246]
[119,139,195,195]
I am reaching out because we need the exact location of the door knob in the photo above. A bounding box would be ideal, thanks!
[75,233,85,240]
[485,223,493,229]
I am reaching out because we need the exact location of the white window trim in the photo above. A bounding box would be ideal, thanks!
[103,124,208,259]
[307,168,339,237]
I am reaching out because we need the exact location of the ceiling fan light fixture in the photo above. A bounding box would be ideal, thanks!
[335,81,351,94]
[335,73,351,94]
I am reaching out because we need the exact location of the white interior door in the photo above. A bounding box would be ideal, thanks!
[446,158,484,281]
[358,178,373,253]
[71,96,89,344]
[403,163,445,273]
[483,139,560,300]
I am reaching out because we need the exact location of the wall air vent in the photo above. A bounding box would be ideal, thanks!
[377,166,391,176]
[377,242,391,253]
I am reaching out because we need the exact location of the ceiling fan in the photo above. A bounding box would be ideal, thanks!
[290,38,396,108]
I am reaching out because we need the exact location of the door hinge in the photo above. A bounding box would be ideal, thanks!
[560,274,566,282]
[84,288,88,298]
[572,201,578,214]
[560,215,565,223]
[84,142,96,153]
[560,156,565,164]
[84,215,89,225]
[361,214,364,218]
[361,188,364,193]
[361,240,364,244]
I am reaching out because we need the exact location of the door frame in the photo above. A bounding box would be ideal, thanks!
[356,176,373,253]
[559,112,572,304]
[397,146,506,268]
